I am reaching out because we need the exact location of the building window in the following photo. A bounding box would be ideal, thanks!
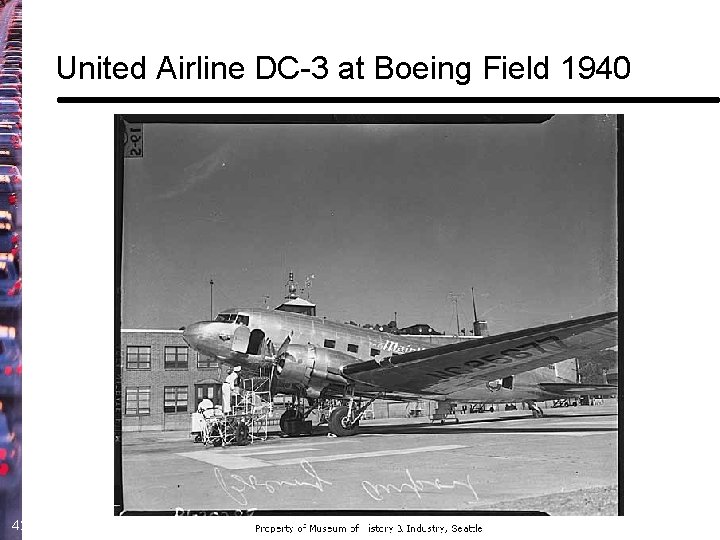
[347,343,359,353]
[196,383,221,409]
[126,346,151,370]
[164,386,189,413]
[125,386,150,415]
[164,346,189,369]
[324,339,336,349]
[197,353,219,369]
[370,348,380,357]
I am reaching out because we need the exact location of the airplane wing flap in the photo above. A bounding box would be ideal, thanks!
[536,382,619,397]
[342,312,618,396]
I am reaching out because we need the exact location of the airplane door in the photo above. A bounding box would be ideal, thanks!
[246,329,265,355]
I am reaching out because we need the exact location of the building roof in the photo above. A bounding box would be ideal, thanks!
[276,297,316,308]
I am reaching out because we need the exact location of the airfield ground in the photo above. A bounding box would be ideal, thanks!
[121,402,619,514]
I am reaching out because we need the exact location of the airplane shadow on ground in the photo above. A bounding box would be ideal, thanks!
[432,412,617,423]
[310,412,618,437]
[356,424,618,436]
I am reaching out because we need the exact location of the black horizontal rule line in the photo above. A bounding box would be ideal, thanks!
[58,96,720,104]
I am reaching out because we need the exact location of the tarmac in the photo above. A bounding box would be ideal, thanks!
[120,401,619,514]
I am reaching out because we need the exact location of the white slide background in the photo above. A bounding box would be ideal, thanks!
[18,0,720,539]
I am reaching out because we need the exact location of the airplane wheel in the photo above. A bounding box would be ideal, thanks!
[280,409,302,435]
[329,406,360,437]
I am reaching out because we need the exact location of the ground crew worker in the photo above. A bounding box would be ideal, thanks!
[194,396,216,442]
[231,366,242,407]
[198,397,214,413]
[222,369,238,413]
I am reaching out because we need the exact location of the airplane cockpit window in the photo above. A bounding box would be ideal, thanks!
[214,313,249,325]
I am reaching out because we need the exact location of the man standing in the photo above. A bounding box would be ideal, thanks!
[222,369,237,413]
[231,366,242,406]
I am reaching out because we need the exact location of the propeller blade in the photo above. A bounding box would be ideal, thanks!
[275,334,292,359]
[270,332,292,400]
[269,361,276,399]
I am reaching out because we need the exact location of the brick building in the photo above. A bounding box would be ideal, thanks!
[120,329,230,431]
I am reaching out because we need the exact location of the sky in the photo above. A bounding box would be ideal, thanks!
[121,115,618,334]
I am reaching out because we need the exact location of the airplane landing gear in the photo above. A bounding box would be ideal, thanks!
[525,401,544,418]
[279,395,316,437]
[327,390,381,437]
[328,405,360,437]
[279,408,312,436]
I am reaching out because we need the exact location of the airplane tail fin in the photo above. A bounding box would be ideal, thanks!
[554,358,579,382]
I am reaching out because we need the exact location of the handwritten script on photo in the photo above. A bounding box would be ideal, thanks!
[214,461,332,507]
[214,460,479,507]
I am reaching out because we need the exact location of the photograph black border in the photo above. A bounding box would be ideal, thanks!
[114,114,623,517]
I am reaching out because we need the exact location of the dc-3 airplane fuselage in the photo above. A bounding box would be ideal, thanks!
[183,307,618,436]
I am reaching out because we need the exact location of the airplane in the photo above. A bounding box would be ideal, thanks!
[182,307,618,437]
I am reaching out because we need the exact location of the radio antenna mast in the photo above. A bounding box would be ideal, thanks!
[448,292,462,336]
[472,287,479,323]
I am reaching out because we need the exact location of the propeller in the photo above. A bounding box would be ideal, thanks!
[269,332,292,398]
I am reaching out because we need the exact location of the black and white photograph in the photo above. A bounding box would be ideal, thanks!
[117,114,620,515]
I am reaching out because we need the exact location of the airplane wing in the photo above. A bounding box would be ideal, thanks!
[341,312,618,398]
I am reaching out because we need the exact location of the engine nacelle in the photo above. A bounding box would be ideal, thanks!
[276,344,350,398]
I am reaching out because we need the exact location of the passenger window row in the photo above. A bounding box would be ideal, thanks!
[323,339,379,358]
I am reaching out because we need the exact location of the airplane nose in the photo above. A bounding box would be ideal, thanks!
[182,322,203,348]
